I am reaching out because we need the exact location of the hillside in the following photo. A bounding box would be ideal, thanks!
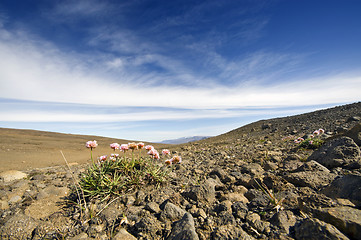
[160,136,210,144]
[0,128,169,171]
[1,102,361,239]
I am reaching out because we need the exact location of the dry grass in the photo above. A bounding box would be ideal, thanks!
[0,128,169,172]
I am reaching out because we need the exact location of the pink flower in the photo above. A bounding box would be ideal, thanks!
[294,137,304,144]
[153,151,160,160]
[147,148,157,156]
[147,148,160,159]
[165,159,172,165]
[309,140,314,145]
[172,155,182,164]
[309,135,315,138]
[318,128,325,134]
[121,144,129,152]
[138,142,145,149]
[128,142,138,150]
[313,130,320,136]
[99,155,107,162]
[145,145,154,151]
[111,153,119,158]
[110,143,120,150]
[86,140,98,149]
[162,149,170,155]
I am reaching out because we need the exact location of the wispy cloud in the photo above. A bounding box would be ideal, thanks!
[0,22,360,110]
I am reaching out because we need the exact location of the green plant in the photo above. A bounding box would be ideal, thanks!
[254,179,284,212]
[294,128,325,150]
[298,138,324,149]
[80,152,170,201]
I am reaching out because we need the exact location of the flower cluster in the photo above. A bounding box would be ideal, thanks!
[294,137,304,144]
[86,140,181,167]
[109,153,119,162]
[86,140,98,149]
[110,143,120,150]
[98,155,107,163]
[145,145,160,159]
[82,140,175,199]
[294,128,325,149]
[313,128,325,136]
[165,155,182,166]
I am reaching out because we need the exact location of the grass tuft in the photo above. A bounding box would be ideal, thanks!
[80,154,168,201]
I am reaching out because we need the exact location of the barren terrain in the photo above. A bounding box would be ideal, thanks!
[0,128,168,172]
[1,102,361,239]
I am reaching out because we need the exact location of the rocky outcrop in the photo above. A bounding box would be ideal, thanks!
[308,136,361,169]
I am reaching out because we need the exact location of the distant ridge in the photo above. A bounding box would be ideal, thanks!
[160,136,210,144]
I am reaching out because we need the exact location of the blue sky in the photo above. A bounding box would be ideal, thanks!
[0,0,360,142]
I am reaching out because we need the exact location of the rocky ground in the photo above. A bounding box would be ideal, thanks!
[1,102,361,239]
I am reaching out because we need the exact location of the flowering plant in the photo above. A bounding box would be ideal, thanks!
[81,140,180,200]
[294,128,325,149]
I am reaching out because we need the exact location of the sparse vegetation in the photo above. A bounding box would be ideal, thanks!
[81,142,180,201]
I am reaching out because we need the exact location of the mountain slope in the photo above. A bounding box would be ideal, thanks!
[0,128,168,171]
[160,136,210,144]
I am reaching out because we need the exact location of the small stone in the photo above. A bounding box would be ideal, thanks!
[69,232,89,240]
[160,202,186,222]
[246,212,270,233]
[8,195,22,204]
[0,213,39,239]
[270,210,297,234]
[183,178,216,203]
[36,186,69,200]
[0,170,27,182]
[167,213,199,240]
[25,197,62,219]
[197,208,207,219]
[0,200,9,210]
[144,202,161,213]
[223,192,249,204]
[113,228,137,240]
[232,201,248,220]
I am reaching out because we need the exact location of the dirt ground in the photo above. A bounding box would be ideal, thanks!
[0,128,169,172]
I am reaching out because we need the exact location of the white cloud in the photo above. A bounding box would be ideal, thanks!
[0,21,360,112]
[51,0,110,18]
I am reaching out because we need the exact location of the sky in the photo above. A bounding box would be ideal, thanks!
[0,0,361,142]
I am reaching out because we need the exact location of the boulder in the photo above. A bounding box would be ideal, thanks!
[283,163,336,190]
[294,218,349,240]
[313,206,361,240]
[343,123,361,146]
[308,136,361,169]
[322,174,361,207]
